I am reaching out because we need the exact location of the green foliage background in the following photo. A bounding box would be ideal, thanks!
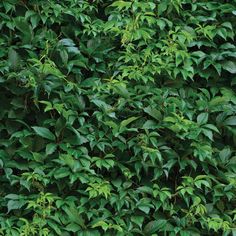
[0,0,236,235]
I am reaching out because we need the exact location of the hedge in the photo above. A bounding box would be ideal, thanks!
[0,0,236,235]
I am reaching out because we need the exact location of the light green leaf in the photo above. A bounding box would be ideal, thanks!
[120,116,139,129]
[197,113,208,125]
[222,61,236,74]
[224,116,236,126]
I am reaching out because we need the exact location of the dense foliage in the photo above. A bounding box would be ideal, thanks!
[0,0,236,235]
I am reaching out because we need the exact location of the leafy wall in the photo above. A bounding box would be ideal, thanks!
[0,0,236,235]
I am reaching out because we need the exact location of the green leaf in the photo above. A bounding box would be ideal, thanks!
[144,106,162,121]
[120,116,139,129]
[158,2,168,15]
[46,143,57,155]
[144,220,167,234]
[224,116,236,126]
[32,126,55,141]
[222,61,236,74]
[60,50,68,64]
[48,221,62,235]
[14,17,32,42]
[0,159,3,168]
[209,96,228,107]
[5,194,20,200]
[219,147,231,162]
[142,120,158,129]
[64,206,85,228]
[8,48,20,69]
[7,200,24,213]
[156,19,166,30]
[203,124,220,133]
[54,167,70,179]
[197,113,208,125]
[113,84,130,98]
[138,205,150,214]
[131,216,144,228]
[111,1,132,10]
[66,223,81,232]
[137,186,153,194]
